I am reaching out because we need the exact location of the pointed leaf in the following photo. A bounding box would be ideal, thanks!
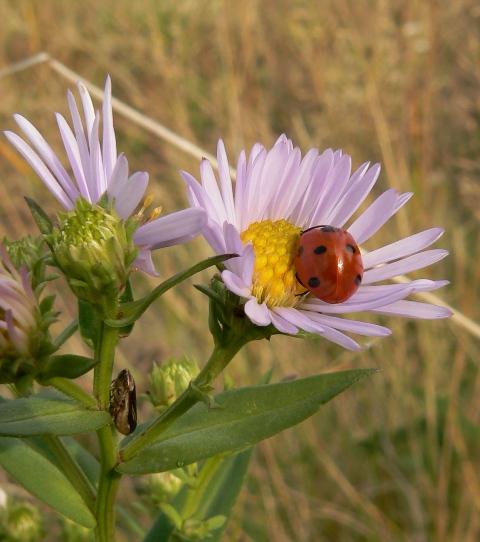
[118,369,376,475]
[24,196,54,235]
[105,254,238,328]
[37,354,98,381]
[0,392,111,437]
[0,436,96,527]
[26,436,100,488]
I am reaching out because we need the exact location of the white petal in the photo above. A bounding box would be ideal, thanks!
[133,249,159,276]
[102,76,117,181]
[301,311,391,336]
[311,153,352,223]
[77,81,96,147]
[274,307,324,334]
[222,270,252,298]
[56,113,90,200]
[134,208,206,248]
[327,163,381,227]
[234,150,247,231]
[369,300,453,319]
[362,249,448,284]
[200,158,227,225]
[88,113,105,201]
[181,170,224,228]
[217,140,236,225]
[362,228,445,268]
[347,189,399,244]
[269,311,300,334]
[12,115,78,200]
[300,282,423,314]
[244,299,272,326]
[291,148,334,226]
[4,131,75,210]
[109,158,148,219]
[67,89,91,186]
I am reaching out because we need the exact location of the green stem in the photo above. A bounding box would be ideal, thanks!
[120,330,250,463]
[95,425,122,542]
[93,323,119,409]
[93,322,121,542]
[182,455,223,520]
[47,377,97,408]
[43,435,96,512]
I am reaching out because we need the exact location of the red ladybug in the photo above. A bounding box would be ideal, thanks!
[293,225,363,304]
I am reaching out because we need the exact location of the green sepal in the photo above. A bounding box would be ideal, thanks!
[24,196,54,235]
[78,300,100,350]
[0,391,111,437]
[0,436,96,528]
[118,369,377,475]
[36,354,99,381]
[105,254,238,328]
[117,279,135,338]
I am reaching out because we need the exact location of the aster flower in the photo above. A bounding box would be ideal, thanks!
[181,135,452,350]
[4,77,206,276]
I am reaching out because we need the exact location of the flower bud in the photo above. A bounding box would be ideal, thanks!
[48,197,139,318]
[0,497,44,542]
[0,245,57,388]
[146,357,200,411]
[147,472,183,505]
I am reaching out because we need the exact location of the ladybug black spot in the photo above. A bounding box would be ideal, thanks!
[308,277,321,288]
[345,244,356,253]
[296,245,304,257]
[355,274,362,286]
[313,245,327,255]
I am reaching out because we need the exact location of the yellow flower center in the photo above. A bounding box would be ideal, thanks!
[240,219,306,308]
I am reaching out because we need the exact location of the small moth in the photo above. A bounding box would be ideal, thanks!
[109,368,137,435]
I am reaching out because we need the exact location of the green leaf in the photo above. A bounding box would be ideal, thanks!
[0,437,96,527]
[0,392,111,437]
[200,449,253,538]
[105,254,238,328]
[118,369,376,475]
[24,196,54,235]
[37,354,99,381]
[78,300,100,350]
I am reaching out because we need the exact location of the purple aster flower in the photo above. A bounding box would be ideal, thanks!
[181,135,452,350]
[4,77,206,276]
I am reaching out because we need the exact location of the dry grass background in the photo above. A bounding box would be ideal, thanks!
[0,0,479,540]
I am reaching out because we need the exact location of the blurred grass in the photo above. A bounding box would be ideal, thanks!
[0,0,479,540]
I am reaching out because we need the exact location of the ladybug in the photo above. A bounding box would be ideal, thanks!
[293,225,363,304]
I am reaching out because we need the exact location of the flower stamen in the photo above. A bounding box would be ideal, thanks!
[240,219,306,308]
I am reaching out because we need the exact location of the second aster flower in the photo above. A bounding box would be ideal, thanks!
[4,77,206,276]
[181,135,452,350]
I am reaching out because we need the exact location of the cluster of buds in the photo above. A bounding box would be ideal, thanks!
[145,357,200,412]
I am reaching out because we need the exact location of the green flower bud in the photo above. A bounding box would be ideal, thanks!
[47,197,139,318]
[147,472,183,505]
[0,498,44,542]
[146,357,200,411]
